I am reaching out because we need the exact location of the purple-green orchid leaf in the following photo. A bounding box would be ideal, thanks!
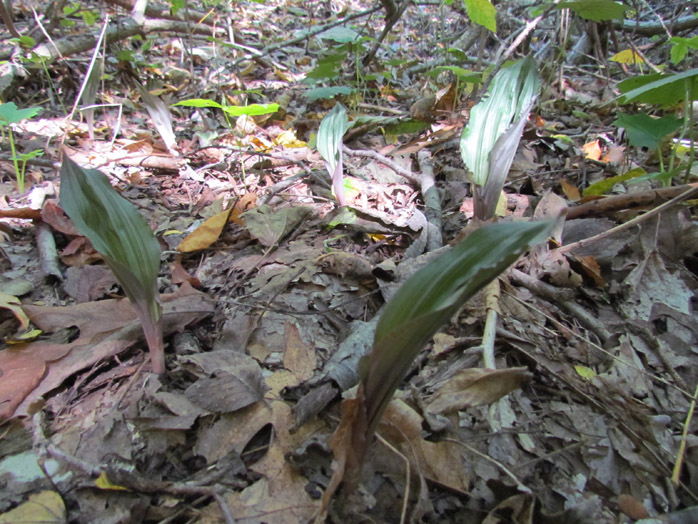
[59,156,165,373]
[360,219,555,437]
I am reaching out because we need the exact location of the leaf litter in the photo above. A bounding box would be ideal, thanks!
[0,2,698,523]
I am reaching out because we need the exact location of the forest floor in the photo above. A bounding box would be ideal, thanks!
[0,1,697,523]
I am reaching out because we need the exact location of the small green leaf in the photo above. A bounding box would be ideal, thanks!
[464,0,497,32]
[173,98,225,109]
[583,167,646,196]
[360,219,555,435]
[574,365,596,380]
[318,26,360,43]
[173,99,279,117]
[221,103,279,117]
[304,52,347,81]
[0,102,41,125]
[429,66,482,83]
[59,156,165,373]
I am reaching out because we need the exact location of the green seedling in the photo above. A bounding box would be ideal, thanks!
[611,113,683,187]
[317,103,352,206]
[173,98,279,124]
[460,56,541,219]
[323,219,555,498]
[60,156,165,373]
[617,69,698,184]
[0,102,41,193]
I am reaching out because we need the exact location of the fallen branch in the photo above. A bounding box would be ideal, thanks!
[565,183,698,220]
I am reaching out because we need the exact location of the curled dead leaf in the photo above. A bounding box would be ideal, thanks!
[426,367,532,416]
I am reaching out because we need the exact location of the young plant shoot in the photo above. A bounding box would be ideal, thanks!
[317,103,351,206]
[59,156,165,373]
[461,56,541,219]
[320,219,556,510]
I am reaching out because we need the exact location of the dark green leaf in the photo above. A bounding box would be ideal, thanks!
[59,156,164,372]
[303,86,354,102]
[613,113,682,150]
[361,219,555,434]
[617,69,698,106]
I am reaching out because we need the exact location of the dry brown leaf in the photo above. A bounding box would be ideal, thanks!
[283,322,315,384]
[3,283,213,420]
[560,178,581,202]
[582,139,602,161]
[219,400,321,523]
[482,493,535,524]
[177,207,232,252]
[318,392,368,522]
[41,201,79,236]
[426,367,531,416]
[380,399,469,494]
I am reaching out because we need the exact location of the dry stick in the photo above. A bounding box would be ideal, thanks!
[362,0,413,68]
[444,438,532,494]
[481,5,555,97]
[0,1,21,39]
[566,183,698,219]
[36,221,63,281]
[672,381,698,486]
[416,150,442,251]
[560,185,698,254]
[376,434,410,524]
[61,14,109,153]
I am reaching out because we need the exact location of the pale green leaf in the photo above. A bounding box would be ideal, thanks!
[0,102,40,125]
[555,0,630,22]
[460,56,540,218]
[464,0,497,32]
[317,104,351,206]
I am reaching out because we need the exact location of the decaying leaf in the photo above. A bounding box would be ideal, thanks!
[0,291,30,328]
[0,283,212,420]
[426,367,532,416]
[0,490,65,523]
[242,204,312,247]
[181,350,268,413]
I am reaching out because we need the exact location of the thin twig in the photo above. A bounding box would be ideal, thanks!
[672,381,698,485]
[560,185,698,254]
[443,437,532,494]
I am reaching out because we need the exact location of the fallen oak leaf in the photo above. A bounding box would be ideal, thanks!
[1,283,213,420]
